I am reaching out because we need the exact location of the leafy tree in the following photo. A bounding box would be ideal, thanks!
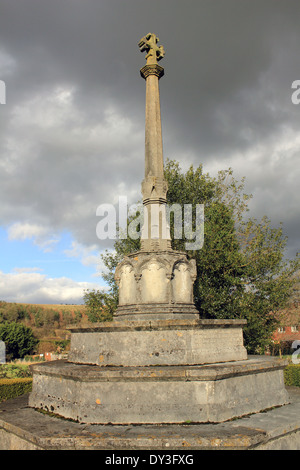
[276,272,300,328]
[0,302,27,323]
[84,160,300,353]
[83,289,115,322]
[0,322,38,360]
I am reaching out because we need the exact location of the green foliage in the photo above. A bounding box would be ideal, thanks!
[284,364,300,387]
[0,302,27,323]
[0,378,32,402]
[168,161,299,353]
[30,305,60,327]
[0,302,84,329]
[0,363,31,379]
[83,289,114,322]
[0,322,38,360]
[85,159,300,352]
[54,340,69,352]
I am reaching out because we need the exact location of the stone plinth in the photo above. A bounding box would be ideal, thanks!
[68,319,247,366]
[28,357,289,425]
[29,318,289,425]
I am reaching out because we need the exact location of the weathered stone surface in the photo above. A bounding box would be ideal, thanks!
[138,34,171,254]
[139,33,165,66]
[0,395,267,450]
[113,34,199,318]
[28,357,289,425]
[2,387,299,450]
[114,251,198,320]
[68,319,247,366]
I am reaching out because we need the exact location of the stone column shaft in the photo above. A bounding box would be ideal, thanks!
[140,63,171,251]
[144,73,164,179]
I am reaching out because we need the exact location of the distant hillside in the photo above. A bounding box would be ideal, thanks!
[0,301,87,328]
[0,302,88,355]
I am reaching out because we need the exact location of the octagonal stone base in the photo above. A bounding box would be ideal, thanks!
[67,319,247,367]
[28,357,289,424]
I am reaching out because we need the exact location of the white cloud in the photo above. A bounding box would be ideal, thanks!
[7,222,60,252]
[12,267,43,273]
[64,241,105,276]
[0,269,104,304]
[8,222,48,240]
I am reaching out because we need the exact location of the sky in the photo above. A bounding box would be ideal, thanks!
[0,0,299,304]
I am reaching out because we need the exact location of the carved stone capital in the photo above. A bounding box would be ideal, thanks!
[141,176,168,202]
[140,64,164,80]
[114,250,199,320]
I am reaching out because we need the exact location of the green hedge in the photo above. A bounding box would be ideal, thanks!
[0,378,32,402]
[284,364,300,387]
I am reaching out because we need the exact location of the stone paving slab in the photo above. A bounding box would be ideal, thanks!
[0,387,299,450]
[230,386,300,448]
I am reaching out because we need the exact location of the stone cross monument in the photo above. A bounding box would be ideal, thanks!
[28,35,289,426]
[114,33,198,320]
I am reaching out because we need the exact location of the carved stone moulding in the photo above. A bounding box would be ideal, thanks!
[140,64,164,80]
[114,250,198,320]
[114,303,199,321]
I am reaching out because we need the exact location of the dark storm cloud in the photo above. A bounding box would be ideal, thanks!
[0,0,299,259]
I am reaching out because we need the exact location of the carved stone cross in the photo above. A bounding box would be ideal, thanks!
[138,33,165,65]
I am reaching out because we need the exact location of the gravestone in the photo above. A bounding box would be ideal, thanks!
[0,341,5,364]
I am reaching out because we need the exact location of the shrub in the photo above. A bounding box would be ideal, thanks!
[0,378,32,402]
[0,363,31,379]
[284,364,300,387]
[0,322,38,360]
